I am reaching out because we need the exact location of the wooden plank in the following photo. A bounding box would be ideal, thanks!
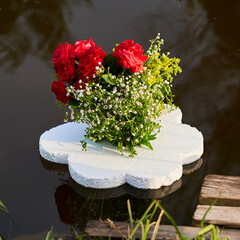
[200,174,240,206]
[193,205,240,228]
[85,220,240,239]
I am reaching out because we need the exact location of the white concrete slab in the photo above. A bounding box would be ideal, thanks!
[39,107,203,189]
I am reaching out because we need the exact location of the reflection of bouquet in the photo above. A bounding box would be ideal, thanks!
[51,34,182,156]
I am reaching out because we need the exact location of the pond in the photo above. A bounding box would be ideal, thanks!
[0,0,239,238]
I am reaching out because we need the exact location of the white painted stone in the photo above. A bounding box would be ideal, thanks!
[39,107,203,189]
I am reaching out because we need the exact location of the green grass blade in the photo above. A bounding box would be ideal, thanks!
[140,222,144,240]
[155,201,185,240]
[75,233,88,239]
[0,200,9,213]
[200,198,219,229]
[128,200,156,239]
[149,204,159,222]
[143,220,150,240]
[197,224,214,236]
[45,226,54,240]
[127,199,135,240]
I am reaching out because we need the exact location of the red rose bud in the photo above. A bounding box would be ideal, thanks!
[51,80,72,104]
[112,39,148,73]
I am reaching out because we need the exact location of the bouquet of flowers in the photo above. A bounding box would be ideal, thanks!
[51,34,182,157]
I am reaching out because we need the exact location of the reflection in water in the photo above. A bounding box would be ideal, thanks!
[0,0,93,72]
[42,156,202,229]
[41,156,202,199]
[54,181,181,230]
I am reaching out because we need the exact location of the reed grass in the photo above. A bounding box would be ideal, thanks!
[125,199,229,240]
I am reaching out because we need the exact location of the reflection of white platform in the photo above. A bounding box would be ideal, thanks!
[39,108,203,189]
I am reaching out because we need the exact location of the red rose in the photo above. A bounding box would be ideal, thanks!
[77,45,106,84]
[112,39,148,72]
[51,80,72,104]
[55,59,76,82]
[73,38,96,59]
[52,43,76,82]
[53,42,74,68]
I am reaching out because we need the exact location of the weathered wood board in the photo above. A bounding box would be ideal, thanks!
[193,205,240,228]
[200,174,240,206]
[85,220,240,239]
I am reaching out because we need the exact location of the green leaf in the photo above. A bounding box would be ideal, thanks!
[141,140,153,150]
[148,134,157,141]
[118,141,123,151]
[103,54,121,75]
[101,74,116,85]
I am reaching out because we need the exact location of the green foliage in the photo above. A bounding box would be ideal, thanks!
[125,200,230,240]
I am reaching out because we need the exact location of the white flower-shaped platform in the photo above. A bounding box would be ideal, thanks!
[39,108,203,189]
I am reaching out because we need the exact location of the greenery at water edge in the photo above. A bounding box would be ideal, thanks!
[0,199,230,240]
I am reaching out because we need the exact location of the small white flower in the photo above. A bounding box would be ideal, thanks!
[118,110,123,116]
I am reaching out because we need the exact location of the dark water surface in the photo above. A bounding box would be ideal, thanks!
[0,0,239,238]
